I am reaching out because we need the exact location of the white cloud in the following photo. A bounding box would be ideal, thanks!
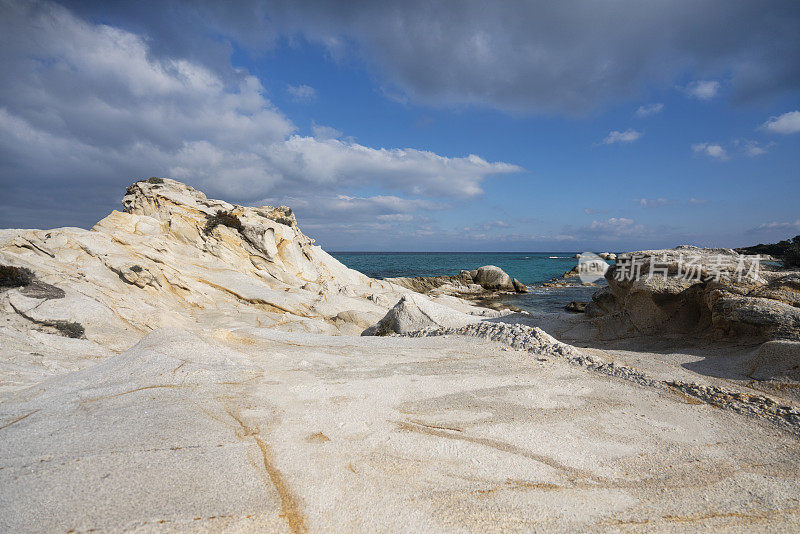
[634,198,670,208]
[48,2,800,116]
[601,129,643,145]
[761,110,800,134]
[688,197,708,205]
[683,80,720,100]
[310,123,342,140]
[0,2,521,229]
[691,142,728,160]
[634,103,664,118]
[753,220,800,231]
[287,84,317,102]
[737,139,768,157]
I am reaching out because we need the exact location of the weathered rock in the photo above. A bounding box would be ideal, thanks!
[565,301,587,313]
[512,278,528,293]
[588,246,800,341]
[0,178,491,352]
[361,293,485,336]
[473,265,514,291]
[387,264,527,302]
[746,340,800,381]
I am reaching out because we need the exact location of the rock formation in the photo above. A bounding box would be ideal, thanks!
[585,246,800,341]
[0,179,489,357]
[361,292,501,336]
[386,264,528,302]
[4,184,800,532]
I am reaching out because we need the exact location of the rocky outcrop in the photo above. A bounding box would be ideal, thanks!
[361,292,501,336]
[585,246,800,341]
[386,264,528,301]
[0,179,492,354]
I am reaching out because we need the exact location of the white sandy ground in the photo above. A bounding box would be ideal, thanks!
[1,327,799,533]
[506,312,800,404]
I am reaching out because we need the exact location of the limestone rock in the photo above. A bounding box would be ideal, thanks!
[587,247,800,341]
[0,178,492,357]
[362,293,484,336]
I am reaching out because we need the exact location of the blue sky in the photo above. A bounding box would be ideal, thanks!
[1,1,798,251]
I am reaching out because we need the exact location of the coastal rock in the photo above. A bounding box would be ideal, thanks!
[386,264,527,301]
[473,265,514,290]
[0,178,491,354]
[746,340,800,381]
[512,278,528,293]
[587,247,800,341]
[565,301,587,313]
[361,293,485,336]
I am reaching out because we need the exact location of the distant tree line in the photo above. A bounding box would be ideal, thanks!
[736,235,800,268]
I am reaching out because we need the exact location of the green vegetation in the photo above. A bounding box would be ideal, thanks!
[0,265,34,287]
[146,177,164,184]
[204,210,243,235]
[736,235,800,269]
[273,216,294,226]
[54,321,85,339]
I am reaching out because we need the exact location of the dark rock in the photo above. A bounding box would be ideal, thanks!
[565,301,587,313]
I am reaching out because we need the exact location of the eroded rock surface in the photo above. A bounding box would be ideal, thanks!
[387,264,529,301]
[0,179,488,366]
[585,246,800,341]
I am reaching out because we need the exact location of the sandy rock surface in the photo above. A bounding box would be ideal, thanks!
[586,246,800,341]
[2,181,800,532]
[3,327,800,532]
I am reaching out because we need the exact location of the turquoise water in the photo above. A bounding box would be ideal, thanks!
[329,252,599,313]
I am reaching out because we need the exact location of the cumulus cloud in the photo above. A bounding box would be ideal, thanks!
[310,123,342,140]
[761,110,800,134]
[0,2,520,229]
[601,129,642,145]
[287,84,317,102]
[691,142,728,160]
[683,80,721,100]
[634,103,664,118]
[61,0,800,114]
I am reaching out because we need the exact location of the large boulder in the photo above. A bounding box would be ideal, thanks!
[745,340,800,381]
[361,293,484,336]
[473,265,514,291]
[587,246,800,341]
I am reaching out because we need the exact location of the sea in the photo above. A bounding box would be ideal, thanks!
[329,252,600,313]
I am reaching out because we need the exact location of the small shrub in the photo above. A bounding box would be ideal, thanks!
[273,216,294,226]
[784,239,800,269]
[146,177,164,184]
[130,265,143,273]
[54,321,85,338]
[204,210,243,235]
[0,265,34,287]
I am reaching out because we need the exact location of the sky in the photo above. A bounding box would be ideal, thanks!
[0,0,799,252]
